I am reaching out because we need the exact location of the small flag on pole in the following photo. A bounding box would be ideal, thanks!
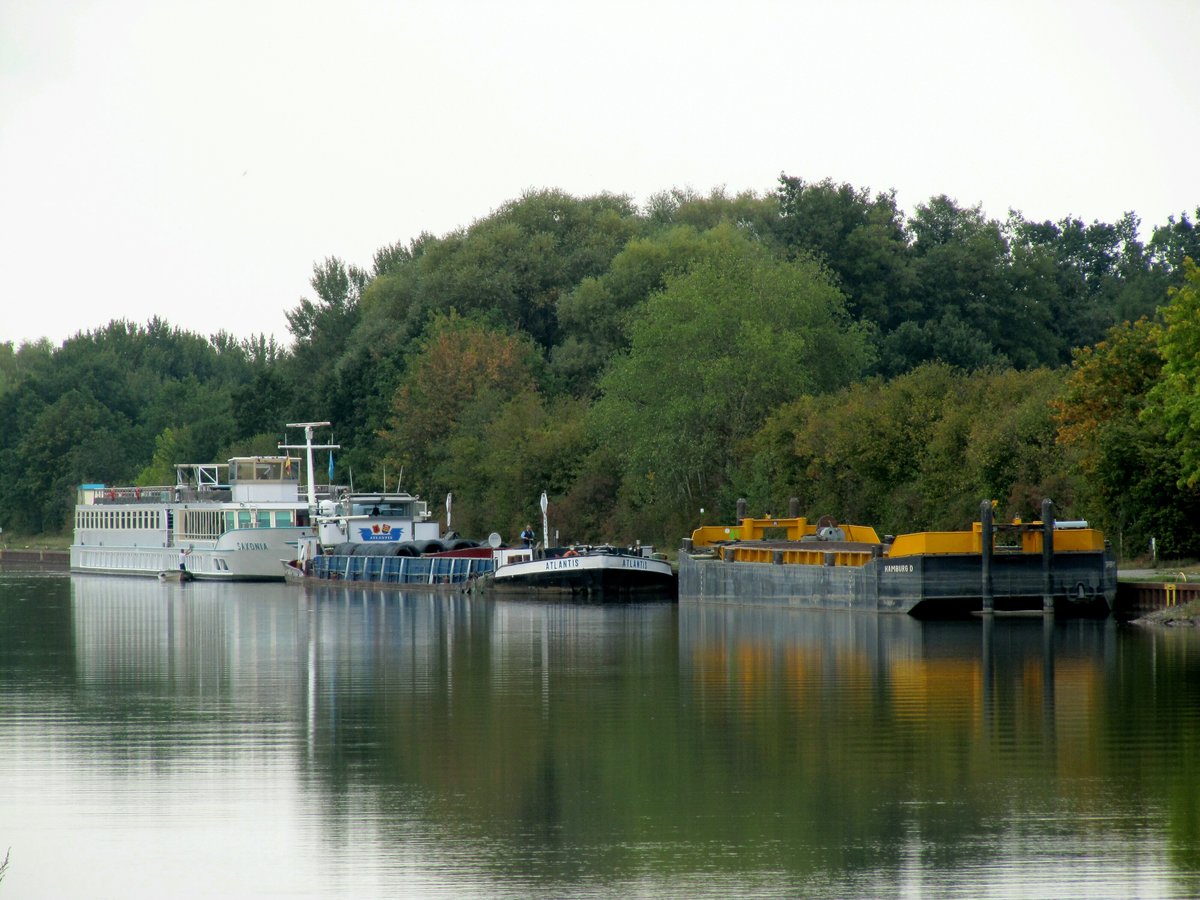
[328,451,335,482]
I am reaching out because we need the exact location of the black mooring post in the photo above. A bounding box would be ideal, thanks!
[981,499,994,615]
[1042,498,1055,614]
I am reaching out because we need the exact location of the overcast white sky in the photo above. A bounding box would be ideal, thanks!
[2,0,1196,348]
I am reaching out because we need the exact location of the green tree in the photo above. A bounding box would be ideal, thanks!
[432,391,597,540]
[5,390,131,532]
[774,175,913,327]
[134,426,191,487]
[553,223,764,396]
[885,196,1058,373]
[282,256,367,436]
[592,244,872,539]
[1146,259,1200,488]
[643,186,780,241]
[377,312,543,501]
[1149,210,1200,276]
[1056,311,1200,559]
[405,190,641,353]
[1006,211,1158,358]
[741,364,1070,536]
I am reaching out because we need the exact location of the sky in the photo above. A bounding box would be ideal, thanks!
[2,0,1197,349]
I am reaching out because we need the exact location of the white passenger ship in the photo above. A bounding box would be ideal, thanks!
[71,455,319,581]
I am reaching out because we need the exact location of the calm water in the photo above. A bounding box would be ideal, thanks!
[2,570,1199,898]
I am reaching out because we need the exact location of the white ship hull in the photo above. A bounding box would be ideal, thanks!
[70,526,307,581]
[71,453,319,583]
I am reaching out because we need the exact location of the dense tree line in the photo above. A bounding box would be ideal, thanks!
[2,176,1198,558]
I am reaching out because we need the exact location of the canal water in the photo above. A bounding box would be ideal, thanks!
[2,570,1199,898]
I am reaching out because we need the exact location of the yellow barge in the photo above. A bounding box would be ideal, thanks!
[679,499,1117,617]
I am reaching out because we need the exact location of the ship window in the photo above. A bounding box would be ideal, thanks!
[237,510,252,529]
[353,502,412,517]
[275,510,294,527]
[256,510,271,528]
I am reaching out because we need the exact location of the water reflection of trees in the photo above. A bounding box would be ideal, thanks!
[680,605,1200,878]
[55,575,1200,888]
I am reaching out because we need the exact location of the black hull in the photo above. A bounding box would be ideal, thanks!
[488,568,677,599]
[679,549,1117,617]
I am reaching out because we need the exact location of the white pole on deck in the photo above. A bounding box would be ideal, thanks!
[540,491,549,550]
[279,421,339,515]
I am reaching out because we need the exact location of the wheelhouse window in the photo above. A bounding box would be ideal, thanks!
[353,502,412,517]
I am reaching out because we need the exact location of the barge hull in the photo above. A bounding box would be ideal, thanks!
[679,549,1116,617]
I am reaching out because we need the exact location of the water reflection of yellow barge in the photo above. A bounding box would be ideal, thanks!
[679,500,1117,617]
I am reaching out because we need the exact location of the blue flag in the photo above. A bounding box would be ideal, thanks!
[328,451,334,482]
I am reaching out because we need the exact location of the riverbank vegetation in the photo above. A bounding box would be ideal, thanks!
[2,175,1198,557]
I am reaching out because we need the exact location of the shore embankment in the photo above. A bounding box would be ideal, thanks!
[1127,594,1200,627]
[1119,566,1200,625]
[0,548,70,569]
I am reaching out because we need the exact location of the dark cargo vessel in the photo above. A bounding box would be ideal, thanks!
[679,500,1116,617]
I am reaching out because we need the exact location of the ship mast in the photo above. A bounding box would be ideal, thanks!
[278,421,339,515]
